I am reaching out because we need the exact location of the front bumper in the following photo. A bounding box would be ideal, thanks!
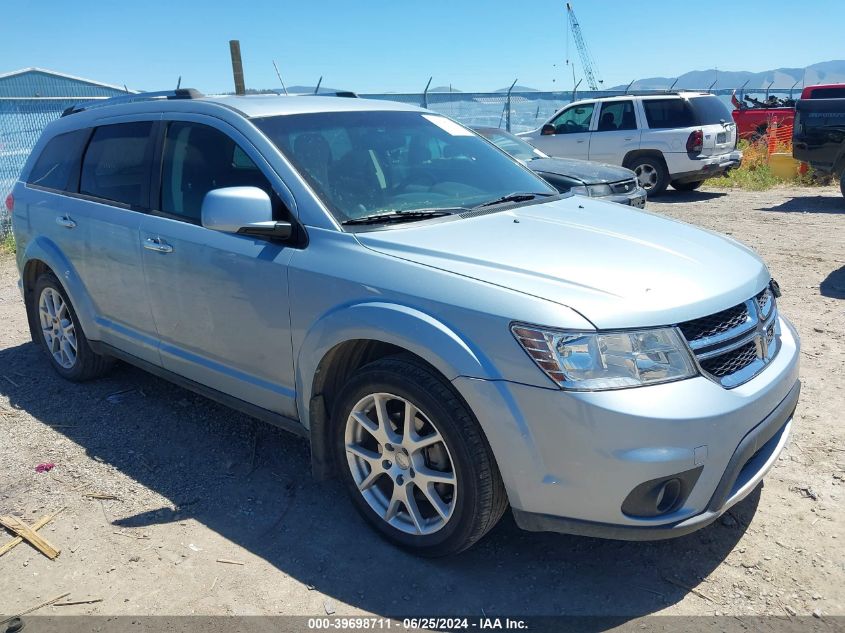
[602,186,647,208]
[670,150,743,183]
[453,316,800,540]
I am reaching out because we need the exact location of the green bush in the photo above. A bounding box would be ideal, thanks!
[1,231,15,255]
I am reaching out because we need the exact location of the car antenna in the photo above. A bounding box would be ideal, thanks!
[176,76,182,90]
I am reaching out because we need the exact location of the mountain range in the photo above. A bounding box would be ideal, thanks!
[248,60,845,95]
[607,60,845,91]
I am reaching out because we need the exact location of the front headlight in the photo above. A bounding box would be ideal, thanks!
[512,325,697,390]
[586,183,613,197]
[569,185,588,196]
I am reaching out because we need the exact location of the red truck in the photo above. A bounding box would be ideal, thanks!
[731,84,845,141]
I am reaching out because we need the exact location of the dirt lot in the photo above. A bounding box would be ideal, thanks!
[0,186,843,622]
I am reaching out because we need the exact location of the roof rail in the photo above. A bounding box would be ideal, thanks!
[315,91,358,98]
[617,90,696,97]
[61,88,204,117]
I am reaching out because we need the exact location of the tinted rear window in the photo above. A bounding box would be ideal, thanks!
[688,96,732,125]
[642,99,695,129]
[808,87,845,99]
[28,129,90,191]
[80,122,153,208]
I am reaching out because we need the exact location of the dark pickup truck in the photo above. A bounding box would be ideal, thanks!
[793,98,845,197]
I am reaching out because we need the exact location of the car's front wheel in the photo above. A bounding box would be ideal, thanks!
[29,272,113,381]
[334,356,507,556]
[671,180,704,192]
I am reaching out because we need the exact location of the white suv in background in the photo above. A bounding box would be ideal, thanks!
[520,92,742,195]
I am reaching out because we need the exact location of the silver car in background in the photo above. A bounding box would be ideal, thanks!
[473,126,647,208]
[10,91,799,556]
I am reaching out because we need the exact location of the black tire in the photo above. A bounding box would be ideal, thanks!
[629,155,669,196]
[333,356,507,557]
[840,171,845,199]
[29,272,113,381]
[671,180,704,192]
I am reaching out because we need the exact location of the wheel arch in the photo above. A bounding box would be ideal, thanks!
[622,149,667,170]
[298,302,497,480]
[20,238,99,342]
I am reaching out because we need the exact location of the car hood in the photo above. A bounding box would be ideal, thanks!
[526,157,636,184]
[355,197,770,329]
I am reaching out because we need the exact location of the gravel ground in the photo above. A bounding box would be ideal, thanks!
[0,186,843,622]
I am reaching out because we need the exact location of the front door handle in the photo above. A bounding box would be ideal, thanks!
[55,215,76,229]
[143,237,173,254]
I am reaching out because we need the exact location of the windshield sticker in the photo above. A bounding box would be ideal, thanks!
[422,114,474,136]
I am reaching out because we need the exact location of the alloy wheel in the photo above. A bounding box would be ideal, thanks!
[635,163,658,191]
[38,287,77,369]
[344,392,457,535]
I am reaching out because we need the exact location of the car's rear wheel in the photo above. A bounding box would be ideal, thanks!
[333,356,507,556]
[671,180,704,192]
[630,156,669,196]
[30,273,113,381]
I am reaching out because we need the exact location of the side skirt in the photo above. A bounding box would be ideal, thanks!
[89,341,308,440]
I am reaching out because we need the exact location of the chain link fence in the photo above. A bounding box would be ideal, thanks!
[0,86,796,240]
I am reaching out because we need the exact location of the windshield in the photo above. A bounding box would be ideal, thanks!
[476,129,545,161]
[253,111,555,225]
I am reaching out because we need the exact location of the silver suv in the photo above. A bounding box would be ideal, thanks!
[520,92,742,195]
[9,90,799,556]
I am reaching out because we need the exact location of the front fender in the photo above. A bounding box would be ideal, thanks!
[21,236,100,340]
[295,301,499,427]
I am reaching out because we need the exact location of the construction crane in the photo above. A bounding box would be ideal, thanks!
[565,2,603,91]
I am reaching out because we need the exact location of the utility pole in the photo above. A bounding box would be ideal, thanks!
[229,40,246,95]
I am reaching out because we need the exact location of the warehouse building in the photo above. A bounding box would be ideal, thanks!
[0,68,132,234]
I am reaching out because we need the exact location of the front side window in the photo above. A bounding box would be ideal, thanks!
[160,122,276,222]
[549,103,595,134]
[597,101,637,132]
[642,99,695,129]
[80,121,153,207]
[28,129,90,192]
[254,111,554,225]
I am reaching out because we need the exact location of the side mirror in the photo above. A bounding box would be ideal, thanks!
[201,186,292,240]
[541,123,556,136]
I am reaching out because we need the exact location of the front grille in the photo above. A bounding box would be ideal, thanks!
[699,341,758,377]
[678,302,750,342]
[610,179,638,194]
[678,284,781,389]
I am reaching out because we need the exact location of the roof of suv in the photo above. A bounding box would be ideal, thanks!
[62,91,423,120]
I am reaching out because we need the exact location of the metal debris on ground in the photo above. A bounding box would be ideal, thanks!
[793,486,819,500]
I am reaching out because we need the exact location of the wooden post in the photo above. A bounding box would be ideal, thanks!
[229,40,246,95]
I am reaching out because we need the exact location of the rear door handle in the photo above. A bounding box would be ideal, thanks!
[55,215,76,229]
[143,237,173,254]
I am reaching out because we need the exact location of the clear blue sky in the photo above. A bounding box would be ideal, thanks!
[5,0,844,93]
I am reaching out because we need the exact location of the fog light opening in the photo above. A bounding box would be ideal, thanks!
[655,478,682,514]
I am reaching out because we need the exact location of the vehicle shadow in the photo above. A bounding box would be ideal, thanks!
[821,265,845,299]
[756,195,845,214]
[0,341,755,620]
[647,190,727,204]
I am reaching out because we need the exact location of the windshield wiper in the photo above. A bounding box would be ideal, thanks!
[474,192,555,209]
[341,208,461,226]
